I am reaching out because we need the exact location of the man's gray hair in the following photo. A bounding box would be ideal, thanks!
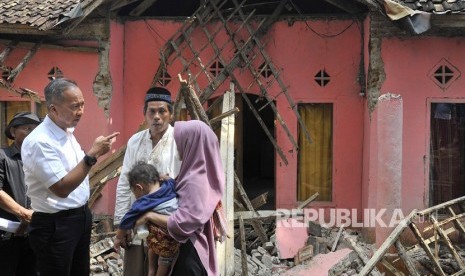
[44,78,78,107]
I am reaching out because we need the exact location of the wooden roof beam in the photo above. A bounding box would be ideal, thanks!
[0,18,108,40]
[7,41,42,82]
[0,40,18,64]
[323,0,366,14]
[63,0,107,35]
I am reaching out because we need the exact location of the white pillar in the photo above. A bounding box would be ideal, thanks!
[376,93,402,248]
[218,84,235,275]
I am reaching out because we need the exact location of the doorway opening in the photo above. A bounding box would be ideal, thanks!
[429,102,465,206]
[242,94,275,210]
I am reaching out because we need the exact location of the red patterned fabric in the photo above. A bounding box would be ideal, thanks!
[146,223,179,258]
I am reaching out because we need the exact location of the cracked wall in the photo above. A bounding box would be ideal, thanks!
[93,39,112,117]
[367,35,385,114]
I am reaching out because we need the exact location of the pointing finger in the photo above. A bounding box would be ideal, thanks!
[105,132,120,141]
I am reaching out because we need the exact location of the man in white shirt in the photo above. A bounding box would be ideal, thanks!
[114,87,181,276]
[22,78,119,276]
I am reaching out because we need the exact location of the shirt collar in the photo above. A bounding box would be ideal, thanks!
[43,115,75,140]
[8,143,21,157]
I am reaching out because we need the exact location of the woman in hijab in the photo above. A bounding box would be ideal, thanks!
[135,120,225,276]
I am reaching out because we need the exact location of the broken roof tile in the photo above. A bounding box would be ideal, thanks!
[399,0,465,13]
[0,0,80,31]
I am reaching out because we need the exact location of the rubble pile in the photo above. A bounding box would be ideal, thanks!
[90,215,123,276]
[233,236,289,276]
[409,244,465,275]
[233,214,360,275]
[328,232,375,276]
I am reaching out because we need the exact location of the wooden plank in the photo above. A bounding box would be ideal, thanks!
[205,95,223,116]
[417,195,465,215]
[297,192,319,209]
[62,0,107,35]
[234,172,268,244]
[151,0,224,86]
[234,198,245,210]
[0,39,98,53]
[0,40,18,63]
[249,192,268,210]
[331,226,344,252]
[344,234,383,276]
[229,0,312,145]
[359,209,417,276]
[423,212,465,232]
[180,83,200,120]
[409,222,447,276]
[447,206,465,239]
[430,216,465,269]
[294,244,313,265]
[179,76,210,124]
[88,167,121,208]
[395,240,421,276]
[197,1,300,152]
[234,210,281,220]
[241,93,288,165]
[380,258,405,276]
[239,215,248,276]
[0,79,41,102]
[209,107,239,125]
[89,146,126,184]
[217,86,235,276]
[236,192,269,211]
[173,86,185,122]
[8,42,42,82]
[424,227,455,245]
[451,269,465,276]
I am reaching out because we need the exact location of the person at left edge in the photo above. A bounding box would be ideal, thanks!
[21,78,119,276]
[0,112,41,276]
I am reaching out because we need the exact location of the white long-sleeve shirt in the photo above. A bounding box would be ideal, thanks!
[22,115,88,213]
[114,125,181,225]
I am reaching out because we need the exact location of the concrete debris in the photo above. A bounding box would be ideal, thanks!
[234,248,291,276]
[90,216,123,276]
[90,237,114,258]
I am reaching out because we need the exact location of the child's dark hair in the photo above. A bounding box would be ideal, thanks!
[127,161,160,188]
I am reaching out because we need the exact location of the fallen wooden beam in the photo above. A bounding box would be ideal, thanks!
[0,40,18,63]
[344,234,383,276]
[209,107,239,125]
[331,225,344,252]
[380,258,404,276]
[395,240,421,276]
[234,172,268,244]
[179,75,210,124]
[8,41,42,82]
[239,215,248,276]
[89,146,126,189]
[235,192,268,212]
[234,210,280,220]
[297,192,319,209]
[359,209,417,276]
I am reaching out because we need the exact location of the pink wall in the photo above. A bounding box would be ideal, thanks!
[1,17,367,218]
[92,21,126,215]
[271,20,364,214]
[122,20,184,140]
[0,35,125,215]
[122,19,364,217]
[375,37,465,213]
